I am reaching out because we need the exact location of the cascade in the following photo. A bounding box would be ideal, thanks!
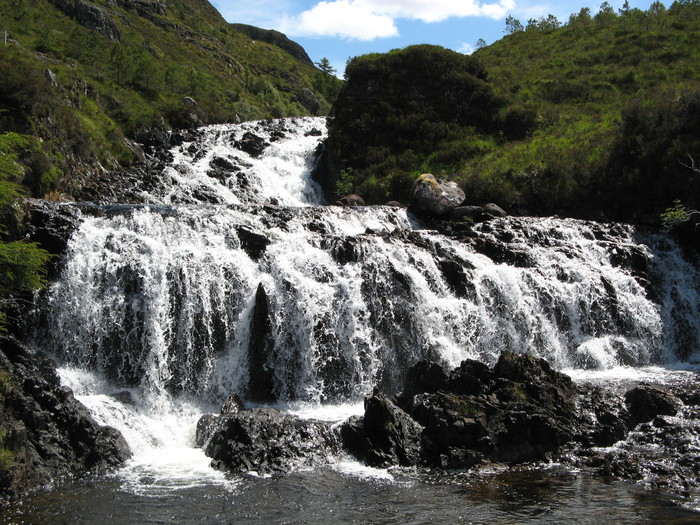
[30,117,700,491]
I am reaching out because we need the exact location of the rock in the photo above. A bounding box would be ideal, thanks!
[340,392,423,467]
[235,226,270,261]
[336,194,365,207]
[247,284,276,402]
[624,385,681,427]
[183,96,198,107]
[49,0,120,40]
[44,69,58,87]
[0,336,130,498]
[409,174,465,217]
[235,132,269,158]
[451,205,484,220]
[221,393,245,415]
[385,201,402,207]
[297,89,320,115]
[304,128,323,137]
[345,352,633,470]
[201,408,341,475]
[483,203,508,217]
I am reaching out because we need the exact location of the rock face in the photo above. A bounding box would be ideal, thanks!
[341,353,633,468]
[198,407,341,475]
[0,336,130,498]
[410,174,465,217]
[49,0,121,40]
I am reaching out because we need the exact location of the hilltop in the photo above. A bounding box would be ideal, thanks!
[319,1,700,222]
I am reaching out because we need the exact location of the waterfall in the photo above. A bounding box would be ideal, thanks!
[30,117,700,488]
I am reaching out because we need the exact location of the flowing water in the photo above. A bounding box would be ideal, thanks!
[6,117,700,523]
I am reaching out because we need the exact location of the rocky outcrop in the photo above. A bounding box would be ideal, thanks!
[0,336,130,499]
[340,353,641,469]
[235,132,269,158]
[49,0,121,40]
[409,174,465,217]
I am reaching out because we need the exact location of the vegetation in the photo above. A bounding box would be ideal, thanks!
[321,1,700,221]
[0,133,51,330]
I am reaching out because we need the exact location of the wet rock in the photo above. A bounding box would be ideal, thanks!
[483,203,508,218]
[343,352,633,469]
[201,408,341,475]
[625,385,681,427]
[235,132,269,158]
[410,174,465,217]
[247,284,276,402]
[0,336,130,498]
[340,392,423,467]
[235,226,270,261]
[221,393,244,415]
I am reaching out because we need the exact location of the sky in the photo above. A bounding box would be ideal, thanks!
[211,0,658,76]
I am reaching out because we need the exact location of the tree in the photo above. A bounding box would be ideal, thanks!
[476,38,487,50]
[505,15,524,34]
[315,57,336,77]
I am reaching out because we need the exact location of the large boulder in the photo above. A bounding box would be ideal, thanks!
[409,174,465,217]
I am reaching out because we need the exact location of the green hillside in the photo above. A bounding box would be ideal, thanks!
[0,0,339,198]
[321,1,700,222]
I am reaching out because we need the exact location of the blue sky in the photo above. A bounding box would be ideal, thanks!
[211,0,658,75]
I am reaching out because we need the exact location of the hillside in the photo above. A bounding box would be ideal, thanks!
[320,1,700,222]
[0,0,340,199]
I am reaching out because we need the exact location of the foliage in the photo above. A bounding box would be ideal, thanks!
[0,133,51,330]
[660,199,692,231]
[320,45,528,203]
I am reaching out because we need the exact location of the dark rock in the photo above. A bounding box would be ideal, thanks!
[209,156,240,172]
[0,335,130,498]
[235,132,269,158]
[344,352,634,470]
[409,174,465,217]
[305,128,323,137]
[340,393,423,467]
[247,284,276,402]
[235,226,270,261]
[625,385,681,427]
[451,205,484,220]
[385,201,402,207]
[183,96,198,107]
[483,203,508,217]
[195,414,220,448]
[221,393,244,415]
[202,408,341,475]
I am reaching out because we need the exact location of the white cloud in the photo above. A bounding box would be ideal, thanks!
[281,0,399,40]
[280,0,516,40]
[458,42,475,55]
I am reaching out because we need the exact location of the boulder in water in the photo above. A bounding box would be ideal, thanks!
[624,385,681,427]
[200,407,341,475]
[235,132,269,158]
[336,194,365,207]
